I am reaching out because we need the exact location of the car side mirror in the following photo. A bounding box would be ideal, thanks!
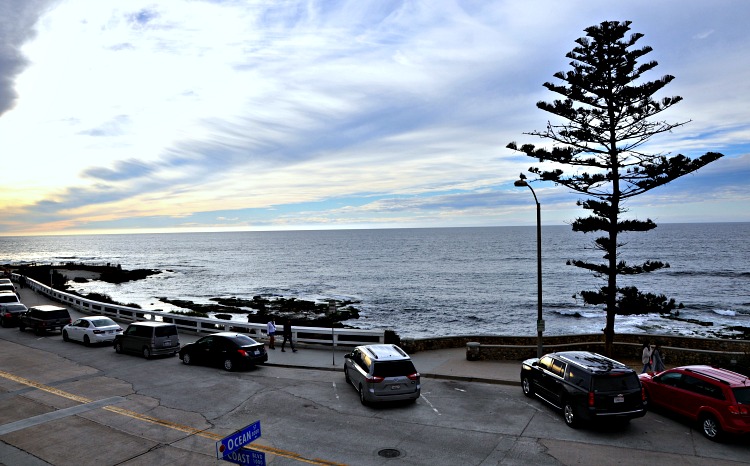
[344,354,352,360]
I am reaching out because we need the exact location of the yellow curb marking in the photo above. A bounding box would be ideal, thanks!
[0,370,344,465]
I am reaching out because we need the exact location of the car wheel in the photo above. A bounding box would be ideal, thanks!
[83,335,91,347]
[700,414,724,441]
[19,324,25,332]
[223,359,234,371]
[563,401,579,428]
[521,376,534,397]
[344,367,351,384]
[62,330,70,342]
[35,327,43,336]
[182,353,192,365]
[359,384,368,406]
[114,341,123,353]
[0,318,7,328]
[142,347,151,359]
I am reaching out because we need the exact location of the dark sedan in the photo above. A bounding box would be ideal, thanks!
[0,303,28,327]
[179,332,268,371]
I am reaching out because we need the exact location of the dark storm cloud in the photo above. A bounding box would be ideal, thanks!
[0,0,58,117]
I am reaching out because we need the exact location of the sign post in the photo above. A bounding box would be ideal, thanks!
[216,420,265,466]
[328,301,336,365]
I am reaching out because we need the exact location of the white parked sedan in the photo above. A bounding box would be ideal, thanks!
[62,316,123,346]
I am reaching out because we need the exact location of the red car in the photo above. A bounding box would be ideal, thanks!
[639,365,750,441]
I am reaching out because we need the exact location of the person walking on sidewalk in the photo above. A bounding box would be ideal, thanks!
[652,343,666,373]
[641,342,653,373]
[267,319,276,350]
[281,318,297,352]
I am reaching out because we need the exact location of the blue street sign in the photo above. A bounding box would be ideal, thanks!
[222,448,265,466]
[216,420,261,459]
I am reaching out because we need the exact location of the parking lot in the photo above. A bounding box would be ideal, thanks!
[1,293,749,464]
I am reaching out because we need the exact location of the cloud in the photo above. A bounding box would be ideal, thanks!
[0,0,749,235]
[0,0,58,116]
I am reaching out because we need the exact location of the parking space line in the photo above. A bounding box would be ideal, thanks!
[0,396,125,435]
[0,370,345,465]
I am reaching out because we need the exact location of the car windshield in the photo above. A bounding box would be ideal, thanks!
[91,318,117,327]
[230,334,260,346]
[733,387,750,404]
[154,325,177,337]
[0,295,18,303]
[373,361,417,378]
[593,373,641,392]
[2,304,26,312]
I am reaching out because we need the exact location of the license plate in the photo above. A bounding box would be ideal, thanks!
[614,396,624,403]
[254,350,260,355]
[163,340,171,347]
[391,385,401,390]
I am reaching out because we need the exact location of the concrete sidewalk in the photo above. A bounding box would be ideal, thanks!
[13,285,523,386]
[263,343,523,386]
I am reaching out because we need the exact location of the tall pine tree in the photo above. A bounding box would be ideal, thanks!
[508,20,723,355]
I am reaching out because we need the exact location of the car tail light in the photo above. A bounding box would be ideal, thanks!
[407,372,420,381]
[728,405,750,415]
[3,312,9,318]
[366,376,384,383]
[93,330,104,334]
[237,349,248,357]
[588,391,595,407]
[642,387,646,401]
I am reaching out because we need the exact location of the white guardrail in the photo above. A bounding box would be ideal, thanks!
[13,274,385,347]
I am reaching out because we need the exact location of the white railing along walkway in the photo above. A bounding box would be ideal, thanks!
[13,274,385,347]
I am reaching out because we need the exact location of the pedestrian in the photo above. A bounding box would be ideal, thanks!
[652,343,666,373]
[281,318,297,352]
[641,342,653,373]
[267,319,276,349]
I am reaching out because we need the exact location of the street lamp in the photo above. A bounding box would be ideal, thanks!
[514,178,544,358]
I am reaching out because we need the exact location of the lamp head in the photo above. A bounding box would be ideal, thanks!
[514,180,528,187]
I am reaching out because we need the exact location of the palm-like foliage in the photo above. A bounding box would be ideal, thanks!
[508,21,723,354]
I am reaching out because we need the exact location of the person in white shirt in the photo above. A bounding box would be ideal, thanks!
[267,319,276,349]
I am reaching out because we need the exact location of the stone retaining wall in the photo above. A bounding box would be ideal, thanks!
[400,333,750,369]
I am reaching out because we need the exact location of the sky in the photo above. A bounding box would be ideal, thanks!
[1,0,749,236]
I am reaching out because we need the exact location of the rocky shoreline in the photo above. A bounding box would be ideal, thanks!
[10,263,363,328]
[7,262,749,339]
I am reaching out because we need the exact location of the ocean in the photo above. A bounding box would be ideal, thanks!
[1,223,748,339]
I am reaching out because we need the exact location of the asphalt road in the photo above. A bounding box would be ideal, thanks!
[1,315,749,465]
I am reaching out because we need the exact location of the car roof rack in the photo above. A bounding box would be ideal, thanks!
[683,367,735,386]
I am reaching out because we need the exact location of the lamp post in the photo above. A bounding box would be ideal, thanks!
[514,179,544,358]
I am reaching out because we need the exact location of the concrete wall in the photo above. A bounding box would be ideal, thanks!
[400,333,750,369]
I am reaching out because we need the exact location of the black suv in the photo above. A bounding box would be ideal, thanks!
[521,351,646,428]
[18,305,72,335]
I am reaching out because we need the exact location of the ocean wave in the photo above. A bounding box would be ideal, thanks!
[553,309,605,319]
[712,309,736,317]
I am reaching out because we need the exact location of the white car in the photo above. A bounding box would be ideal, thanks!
[62,316,123,346]
[0,290,20,305]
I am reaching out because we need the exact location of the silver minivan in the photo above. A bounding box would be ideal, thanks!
[114,322,180,358]
[344,344,421,405]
